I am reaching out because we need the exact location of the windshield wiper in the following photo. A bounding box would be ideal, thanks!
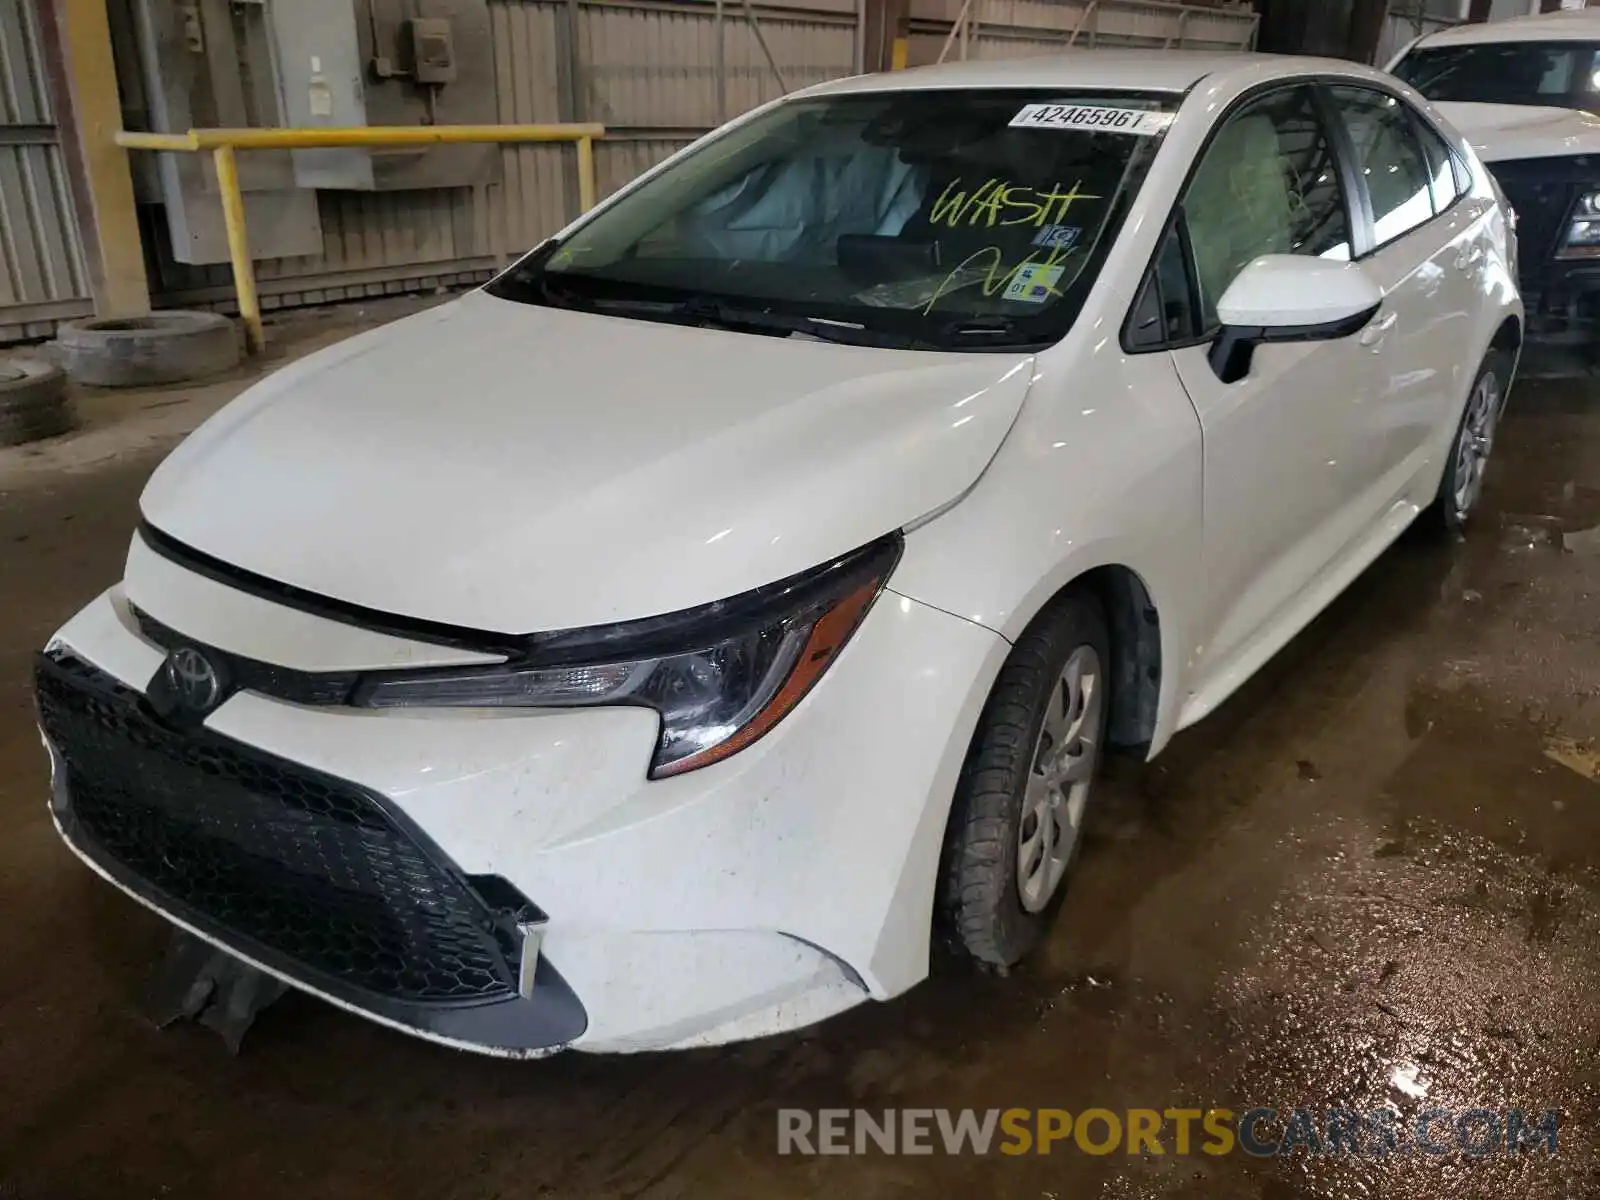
[591,293,927,349]
[936,316,1039,347]
[489,270,594,311]
[684,298,872,344]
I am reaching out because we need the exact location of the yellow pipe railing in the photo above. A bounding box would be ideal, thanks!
[116,123,606,353]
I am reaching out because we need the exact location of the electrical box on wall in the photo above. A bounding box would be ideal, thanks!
[117,0,324,266]
[268,0,498,192]
[406,18,457,84]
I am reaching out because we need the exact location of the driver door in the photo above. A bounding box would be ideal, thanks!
[1167,85,1385,705]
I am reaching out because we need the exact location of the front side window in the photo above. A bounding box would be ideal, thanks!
[1329,86,1438,247]
[1393,41,1600,110]
[1181,86,1351,330]
[487,89,1177,350]
[1126,224,1198,349]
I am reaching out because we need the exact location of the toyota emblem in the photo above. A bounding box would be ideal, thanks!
[163,647,224,714]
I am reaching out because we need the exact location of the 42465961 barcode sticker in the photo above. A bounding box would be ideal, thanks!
[1009,104,1176,135]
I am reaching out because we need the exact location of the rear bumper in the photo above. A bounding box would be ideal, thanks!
[38,563,1007,1055]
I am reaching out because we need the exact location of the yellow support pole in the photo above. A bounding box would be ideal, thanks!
[577,135,597,213]
[117,124,607,152]
[890,36,909,69]
[115,123,607,351]
[212,145,263,355]
[112,131,203,152]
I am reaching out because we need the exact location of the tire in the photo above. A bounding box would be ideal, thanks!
[56,311,241,388]
[0,357,72,447]
[937,587,1112,968]
[1427,350,1511,532]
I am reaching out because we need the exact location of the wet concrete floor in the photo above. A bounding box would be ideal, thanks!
[1,323,1598,1198]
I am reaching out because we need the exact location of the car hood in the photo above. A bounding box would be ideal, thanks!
[1437,100,1600,163]
[140,290,1036,635]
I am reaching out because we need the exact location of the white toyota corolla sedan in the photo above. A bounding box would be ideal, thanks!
[37,50,1520,1057]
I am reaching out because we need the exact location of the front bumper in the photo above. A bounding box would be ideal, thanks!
[38,555,1007,1055]
[1520,256,1600,306]
[37,650,588,1056]
[1486,157,1600,306]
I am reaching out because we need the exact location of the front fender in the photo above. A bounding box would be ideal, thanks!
[890,341,1204,758]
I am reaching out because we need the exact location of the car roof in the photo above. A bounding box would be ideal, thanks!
[798,49,1386,99]
[1413,8,1600,49]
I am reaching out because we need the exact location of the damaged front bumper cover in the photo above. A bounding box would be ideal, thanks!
[38,650,587,1058]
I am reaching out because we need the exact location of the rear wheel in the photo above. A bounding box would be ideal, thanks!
[1431,352,1509,531]
[937,588,1110,968]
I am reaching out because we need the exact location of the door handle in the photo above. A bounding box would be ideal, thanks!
[1454,244,1484,271]
[1359,311,1398,348]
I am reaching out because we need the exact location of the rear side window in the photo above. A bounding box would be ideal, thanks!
[1327,86,1437,247]
[1179,86,1351,330]
[1410,114,1467,211]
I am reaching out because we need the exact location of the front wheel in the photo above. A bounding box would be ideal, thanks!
[937,588,1110,968]
[1431,353,1510,530]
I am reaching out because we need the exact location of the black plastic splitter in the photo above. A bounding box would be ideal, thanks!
[145,929,288,1054]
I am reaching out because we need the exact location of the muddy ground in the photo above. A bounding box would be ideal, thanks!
[1,308,1598,1199]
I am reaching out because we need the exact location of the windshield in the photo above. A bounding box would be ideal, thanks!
[486,88,1177,351]
[1394,41,1600,109]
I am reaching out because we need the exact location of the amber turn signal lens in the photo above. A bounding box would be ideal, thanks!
[651,575,887,777]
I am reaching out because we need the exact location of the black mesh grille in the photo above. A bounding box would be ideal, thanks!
[1483,156,1600,286]
[36,653,517,1005]
[1497,175,1571,268]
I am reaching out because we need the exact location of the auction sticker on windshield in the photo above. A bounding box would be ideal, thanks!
[1010,104,1175,135]
[1002,262,1066,304]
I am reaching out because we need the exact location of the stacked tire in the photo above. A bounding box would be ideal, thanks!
[55,311,240,388]
[0,359,72,447]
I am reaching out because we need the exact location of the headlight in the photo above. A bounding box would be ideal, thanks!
[1557,189,1600,258]
[353,535,901,778]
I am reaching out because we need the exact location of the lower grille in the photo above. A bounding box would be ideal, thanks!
[1484,156,1600,291]
[35,652,518,1005]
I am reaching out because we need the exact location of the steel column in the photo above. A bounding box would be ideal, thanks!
[41,0,149,318]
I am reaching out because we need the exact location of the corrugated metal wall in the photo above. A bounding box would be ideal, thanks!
[1376,11,1459,66]
[0,0,92,342]
[148,0,862,313]
[906,0,1257,65]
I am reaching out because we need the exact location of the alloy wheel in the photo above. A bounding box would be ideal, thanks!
[1452,369,1502,521]
[1017,644,1104,913]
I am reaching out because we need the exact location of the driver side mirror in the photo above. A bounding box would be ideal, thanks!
[1209,255,1384,384]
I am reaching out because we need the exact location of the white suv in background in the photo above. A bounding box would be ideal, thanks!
[1392,8,1600,328]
